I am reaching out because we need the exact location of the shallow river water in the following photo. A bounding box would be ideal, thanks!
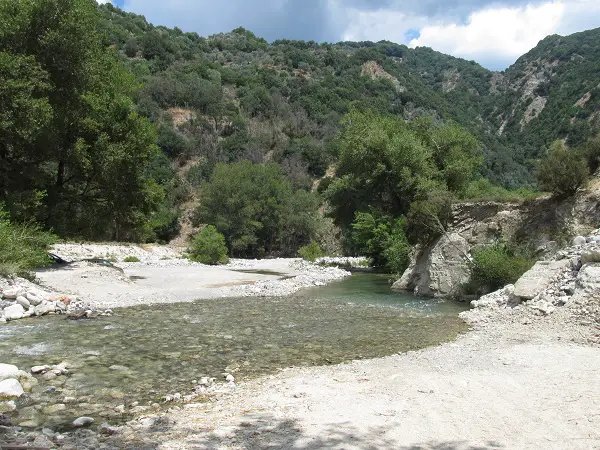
[0,273,468,429]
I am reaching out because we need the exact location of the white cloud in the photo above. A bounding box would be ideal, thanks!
[409,2,564,67]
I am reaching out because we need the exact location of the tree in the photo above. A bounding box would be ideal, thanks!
[189,225,229,265]
[198,162,319,258]
[0,0,163,240]
[537,140,588,197]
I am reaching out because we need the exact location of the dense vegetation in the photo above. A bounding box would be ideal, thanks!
[0,0,598,277]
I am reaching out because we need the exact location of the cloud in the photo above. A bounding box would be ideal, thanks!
[408,2,565,69]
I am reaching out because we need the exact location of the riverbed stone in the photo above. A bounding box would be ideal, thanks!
[0,364,20,382]
[15,296,30,309]
[572,235,586,246]
[34,301,55,316]
[1,287,25,299]
[26,292,44,306]
[514,260,570,299]
[3,304,25,321]
[31,365,50,375]
[0,379,25,399]
[72,416,95,428]
[0,401,16,413]
[42,403,66,414]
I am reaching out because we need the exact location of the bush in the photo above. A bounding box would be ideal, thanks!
[0,208,56,278]
[537,140,588,197]
[123,256,140,263]
[298,241,325,262]
[462,179,540,202]
[189,226,229,265]
[383,231,411,275]
[469,242,534,293]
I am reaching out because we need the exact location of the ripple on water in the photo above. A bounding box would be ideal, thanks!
[0,273,468,429]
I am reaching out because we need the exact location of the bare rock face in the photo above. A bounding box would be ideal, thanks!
[393,233,471,297]
[575,263,600,294]
[514,260,571,299]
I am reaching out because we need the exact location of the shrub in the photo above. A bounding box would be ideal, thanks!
[123,256,140,263]
[189,226,229,265]
[382,231,411,275]
[469,242,534,293]
[298,241,325,262]
[537,140,588,197]
[0,208,56,278]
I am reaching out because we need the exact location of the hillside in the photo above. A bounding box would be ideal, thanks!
[98,5,600,190]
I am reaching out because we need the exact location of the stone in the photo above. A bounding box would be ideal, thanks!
[471,285,521,309]
[572,235,587,246]
[32,435,54,449]
[31,365,50,374]
[42,403,66,414]
[581,249,600,264]
[15,296,30,309]
[225,374,235,382]
[34,301,55,316]
[393,233,471,297]
[0,379,24,399]
[514,260,571,300]
[72,416,94,428]
[0,364,20,382]
[26,292,44,306]
[0,400,16,413]
[3,304,25,321]
[98,423,120,435]
[1,287,25,300]
[528,299,555,315]
[575,263,600,294]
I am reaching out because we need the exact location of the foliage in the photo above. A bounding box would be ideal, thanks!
[469,241,535,293]
[351,212,410,274]
[123,256,140,263]
[298,241,325,262]
[0,207,56,277]
[325,110,480,228]
[462,179,541,202]
[198,162,319,258]
[189,225,229,265]
[405,189,453,245]
[0,0,163,241]
[537,140,588,198]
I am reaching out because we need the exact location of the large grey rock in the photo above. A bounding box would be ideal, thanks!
[471,285,521,309]
[1,287,25,300]
[575,263,600,294]
[34,301,55,316]
[514,260,570,299]
[3,304,25,320]
[393,233,471,297]
[572,235,587,246]
[72,416,94,428]
[581,249,600,264]
[15,296,30,309]
[0,379,24,399]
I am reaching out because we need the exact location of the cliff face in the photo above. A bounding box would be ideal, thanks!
[395,180,600,298]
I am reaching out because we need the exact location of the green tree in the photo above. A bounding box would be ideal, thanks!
[189,225,229,265]
[198,162,319,258]
[537,140,588,197]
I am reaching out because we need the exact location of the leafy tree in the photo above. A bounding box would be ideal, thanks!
[198,162,319,258]
[537,140,588,197]
[298,241,325,262]
[189,225,229,264]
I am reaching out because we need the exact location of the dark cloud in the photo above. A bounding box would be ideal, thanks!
[122,0,342,42]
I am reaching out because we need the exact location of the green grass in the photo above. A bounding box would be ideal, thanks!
[123,256,141,263]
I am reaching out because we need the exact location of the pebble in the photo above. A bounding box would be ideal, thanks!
[72,416,94,428]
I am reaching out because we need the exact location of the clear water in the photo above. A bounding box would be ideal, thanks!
[0,274,468,429]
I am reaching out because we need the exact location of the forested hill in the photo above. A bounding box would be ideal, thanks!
[99,4,600,188]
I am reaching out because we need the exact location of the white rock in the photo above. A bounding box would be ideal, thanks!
[15,296,30,309]
[0,400,17,413]
[3,304,25,320]
[0,364,20,381]
[31,365,50,374]
[572,236,587,246]
[72,416,94,428]
[34,301,55,316]
[0,378,24,398]
[225,374,235,382]
[26,292,44,306]
[1,287,25,299]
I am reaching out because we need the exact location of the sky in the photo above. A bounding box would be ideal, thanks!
[99,0,600,70]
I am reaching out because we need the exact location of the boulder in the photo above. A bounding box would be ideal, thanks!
[471,285,521,309]
[34,301,55,316]
[572,235,587,246]
[15,296,30,310]
[393,233,471,297]
[1,287,25,300]
[581,249,600,264]
[575,263,600,294]
[26,292,44,306]
[0,379,24,399]
[514,260,570,300]
[0,364,20,381]
[3,304,25,321]
[0,400,16,413]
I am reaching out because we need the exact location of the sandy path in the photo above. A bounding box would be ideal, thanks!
[153,324,600,450]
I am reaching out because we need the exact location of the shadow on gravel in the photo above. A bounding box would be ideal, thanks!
[158,413,504,450]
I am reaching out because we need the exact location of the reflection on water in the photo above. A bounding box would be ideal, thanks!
[0,274,468,428]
